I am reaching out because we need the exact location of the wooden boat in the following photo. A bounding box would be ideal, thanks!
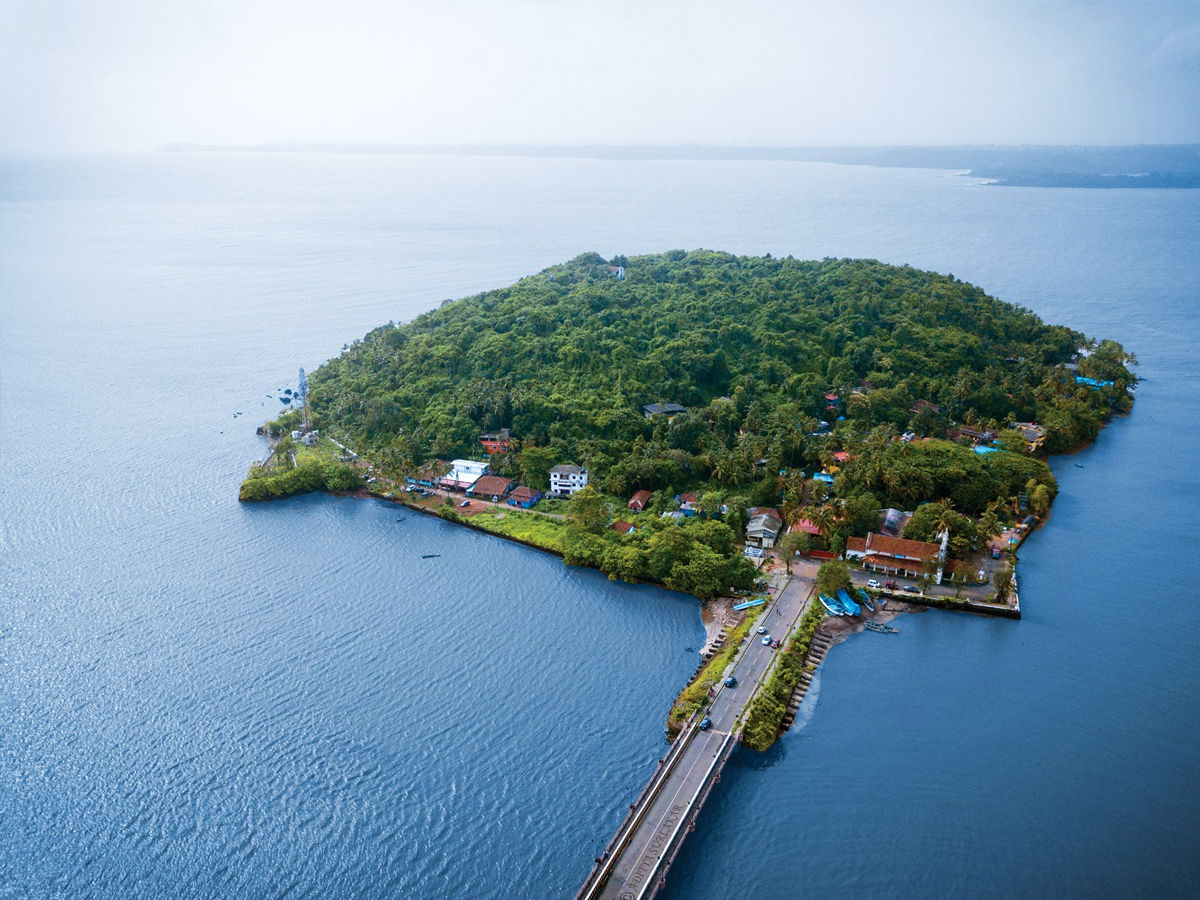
[864,621,899,634]
[836,588,861,616]
[819,595,845,616]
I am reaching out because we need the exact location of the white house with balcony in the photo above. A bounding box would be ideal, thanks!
[549,464,588,497]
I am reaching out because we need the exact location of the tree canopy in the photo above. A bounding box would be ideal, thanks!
[305,251,1134,529]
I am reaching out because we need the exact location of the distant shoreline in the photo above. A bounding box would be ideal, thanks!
[160,142,1200,189]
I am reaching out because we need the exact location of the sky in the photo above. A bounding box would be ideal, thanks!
[1,0,1199,152]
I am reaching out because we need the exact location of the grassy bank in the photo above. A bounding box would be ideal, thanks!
[464,508,568,553]
[667,610,759,732]
[740,600,827,751]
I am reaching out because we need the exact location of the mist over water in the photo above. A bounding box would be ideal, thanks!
[2,152,1197,897]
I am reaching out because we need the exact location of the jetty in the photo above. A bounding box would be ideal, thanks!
[576,571,816,900]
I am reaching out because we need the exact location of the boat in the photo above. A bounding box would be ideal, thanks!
[819,595,845,616]
[732,598,766,611]
[864,621,899,634]
[857,588,875,612]
[421,553,441,559]
[836,588,861,616]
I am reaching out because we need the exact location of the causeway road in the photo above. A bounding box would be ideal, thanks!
[583,560,819,900]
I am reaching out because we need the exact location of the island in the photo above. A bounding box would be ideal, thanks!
[241,251,1135,754]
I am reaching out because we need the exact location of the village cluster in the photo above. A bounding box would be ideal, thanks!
[394,416,1035,599]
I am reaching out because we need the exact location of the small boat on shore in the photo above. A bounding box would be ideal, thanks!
[836,588,861,616]
[857,588,875,612]
[819,595,845,616]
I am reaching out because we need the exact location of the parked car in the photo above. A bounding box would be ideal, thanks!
[867,579,881,589]
[761,635,772,645]
[460,499,471,507]
[724,676,737,688]
[903,584,921,594]
[770,639,780,649]
[885,580,898,590]
[699,717,712,731]
[757,626,767,634]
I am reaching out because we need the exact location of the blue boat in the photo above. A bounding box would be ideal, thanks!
[836,588,861,616]
[732,598,767,611]
[857,588,875,612]
[818,595,845,616]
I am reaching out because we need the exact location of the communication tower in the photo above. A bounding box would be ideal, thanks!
[298,367,312,433]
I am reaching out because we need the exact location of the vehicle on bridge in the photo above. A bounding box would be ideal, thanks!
[698,717,712,730]
[724,676,737,687]
[761,635,772,645]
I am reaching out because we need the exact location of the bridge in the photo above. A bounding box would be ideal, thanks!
[576,567,817,900]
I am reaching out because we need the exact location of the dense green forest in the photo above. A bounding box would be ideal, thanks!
[308,252,1134,518]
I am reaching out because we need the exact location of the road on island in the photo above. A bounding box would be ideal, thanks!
[583,560,819,900]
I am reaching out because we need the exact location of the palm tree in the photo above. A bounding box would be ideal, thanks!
[932,499,958,538]
[805,504,838,538]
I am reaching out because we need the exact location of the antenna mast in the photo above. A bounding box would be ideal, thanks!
[298,367,312,433]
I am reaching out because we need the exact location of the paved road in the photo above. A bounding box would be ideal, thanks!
[585,563,818,900]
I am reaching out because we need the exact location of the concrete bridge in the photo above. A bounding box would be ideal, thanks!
[576,568,817,900]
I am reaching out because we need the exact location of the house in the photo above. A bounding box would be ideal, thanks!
[411,461,449,487]
[609,521,635,535]
[507,485,543,509]
[628,489,652,511]
[441,459,489,492]
[832,451,850,464]
[677,492,701,514]
[956,425,995,445]
[467,475,513,502]
[549,464,588,497]
[606,265,626,280]
[789,518,821,537]
[746,511,784,548]
[1010,421,1046,452]
[812,472,835,485]
[660,510,686,524]
[1075,375,1114,389]
[641,402,687,419]
[479,429,512,454]
[845,531,949,584]
[910,399,942,416]
[747,507,782,521]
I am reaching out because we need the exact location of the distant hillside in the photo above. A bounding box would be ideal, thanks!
[308,251,1135,501]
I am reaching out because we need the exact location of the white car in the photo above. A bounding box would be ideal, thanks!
[867,579,881,589]
[757,626,767,634]
[761,635,772,645]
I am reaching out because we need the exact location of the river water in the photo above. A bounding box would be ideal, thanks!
[2,152,1198,898]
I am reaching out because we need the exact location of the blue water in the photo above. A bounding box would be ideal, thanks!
[2,152,1198,898]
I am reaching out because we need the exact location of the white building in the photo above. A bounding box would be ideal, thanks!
[549,464,588,497]
[441,459,489,491]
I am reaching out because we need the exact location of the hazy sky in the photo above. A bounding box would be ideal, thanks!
[2,0,1199,152]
